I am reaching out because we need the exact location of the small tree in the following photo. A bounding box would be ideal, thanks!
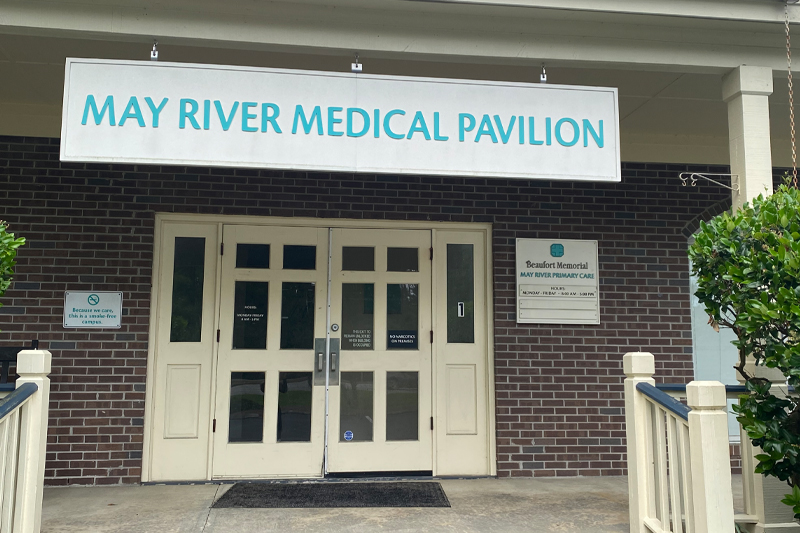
[689,182,800,517]
[0,221,25,313]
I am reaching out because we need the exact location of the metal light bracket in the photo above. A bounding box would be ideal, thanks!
[678,172,739,192]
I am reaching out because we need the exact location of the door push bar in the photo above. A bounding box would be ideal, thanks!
[313,338,340,386]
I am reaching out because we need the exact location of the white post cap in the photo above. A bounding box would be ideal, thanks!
[16,350,52,375]
[687,381,727,410]
[623,352,655,377]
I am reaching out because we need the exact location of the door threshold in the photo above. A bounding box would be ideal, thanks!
[324,470,433,479]
[144,473,495,486]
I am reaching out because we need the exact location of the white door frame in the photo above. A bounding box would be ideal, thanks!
[143,213,496,481]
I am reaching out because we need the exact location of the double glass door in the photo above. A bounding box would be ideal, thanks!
[211,225,432,478]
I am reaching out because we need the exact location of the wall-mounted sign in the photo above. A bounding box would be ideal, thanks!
[515,239,599,325]
[61,59,621,182]
[63,291,123,328]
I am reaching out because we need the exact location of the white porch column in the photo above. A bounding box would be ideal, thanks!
[722,65,774,210]
[724,67,793,532]
[725,66,793,528]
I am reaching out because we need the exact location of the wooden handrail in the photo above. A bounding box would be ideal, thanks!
[0,382,39,420]
[636,382,690,420]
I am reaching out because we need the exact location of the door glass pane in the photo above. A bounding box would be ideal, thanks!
[386,372,419,441]
[447,244,475,344]
[236,244,270,269]
[280,283,315,350]
[229,372,265,443]
[387,284,418,350]
[277,372,312,442]
[339,372,373,442]
[283,245,316,270]
[342,247,374,271]
[232,281,268,350]
[341,284,374,350]
[387,248,419,272]
[170,237,205,342]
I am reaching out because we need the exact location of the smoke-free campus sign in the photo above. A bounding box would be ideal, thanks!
[60,59,621,182]
[63,291,123,328]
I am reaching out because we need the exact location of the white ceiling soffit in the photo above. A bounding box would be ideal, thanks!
[397,0,800,24]
[3,0,790,24]
[0,0,794,73]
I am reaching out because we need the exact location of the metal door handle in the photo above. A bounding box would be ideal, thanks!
[327,338,340,386]
[314,339,327,386]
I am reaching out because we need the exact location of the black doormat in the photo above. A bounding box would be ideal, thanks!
[212,482,451,508]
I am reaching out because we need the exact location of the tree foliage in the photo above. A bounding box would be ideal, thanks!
[0,221,25,309]
[688,182,800,517]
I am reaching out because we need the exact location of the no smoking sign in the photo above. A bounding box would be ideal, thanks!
[63,291,123,329]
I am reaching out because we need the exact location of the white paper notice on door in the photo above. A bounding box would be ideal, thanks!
[515,239,599,325]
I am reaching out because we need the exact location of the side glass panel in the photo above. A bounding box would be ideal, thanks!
[170,237,205,342]
[387,284,419,350]
[232,281,268,350]
[386,372,419,441]
[339,372,374,442]
[236,244,270,269]
[277,372,313,442]
[342,247,375,271]
[387,248,419,272]
[341,284,374,350]
[447,244,475,344]
[229,372,265,443]
[280,282,316,350]
[283,245,316,270]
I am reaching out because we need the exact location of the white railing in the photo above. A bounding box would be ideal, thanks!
[624,352,735,533]
[0,350,51,533]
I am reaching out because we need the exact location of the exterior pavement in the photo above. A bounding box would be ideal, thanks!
[40,474,751,532]
[42,477,632,532]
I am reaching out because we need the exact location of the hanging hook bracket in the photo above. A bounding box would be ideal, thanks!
[678,172,739,192]
[351,53,362,73]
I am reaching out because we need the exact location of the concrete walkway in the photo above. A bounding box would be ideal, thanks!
[42,477,631,532]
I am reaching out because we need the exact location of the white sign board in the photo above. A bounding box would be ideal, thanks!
[63,291,123,328]
[516,239,599,324]
[61,59,621,182]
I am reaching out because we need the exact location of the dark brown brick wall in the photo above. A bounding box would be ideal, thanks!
[1,135,735,484]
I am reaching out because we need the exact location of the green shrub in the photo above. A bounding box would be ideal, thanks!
[0,221,25,311]
[689,182,800,518]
